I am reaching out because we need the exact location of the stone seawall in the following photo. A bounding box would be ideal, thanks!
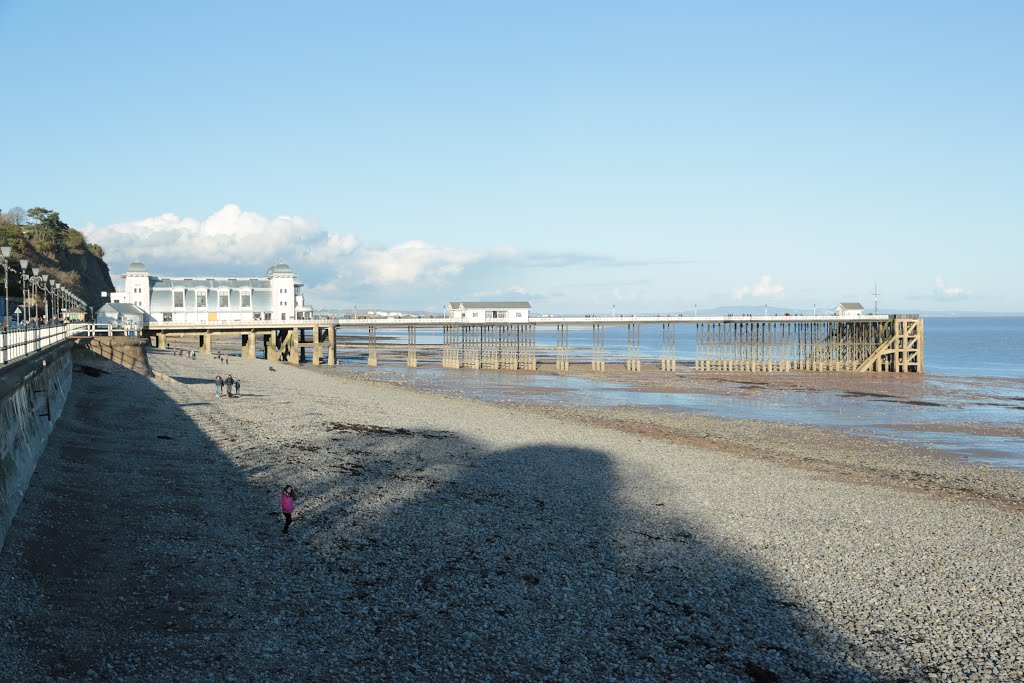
[77,337,152,376]
[0,346,73,549]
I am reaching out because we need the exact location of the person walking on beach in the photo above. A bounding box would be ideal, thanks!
[215,374,224,398]
[233,377,241,397]
[225,375,234,398]
[281,485,296,534]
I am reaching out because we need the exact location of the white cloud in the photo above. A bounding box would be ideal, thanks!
[83,204,703,311]
[733,275,785,300]
[934,276,968,299]
[83,204,357,271]
[357,240,481,286]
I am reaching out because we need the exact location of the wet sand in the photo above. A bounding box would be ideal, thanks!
[344,360,1024,471]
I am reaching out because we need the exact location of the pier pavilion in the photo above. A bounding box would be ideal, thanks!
[110,261,313,324]
[142,313,923,374]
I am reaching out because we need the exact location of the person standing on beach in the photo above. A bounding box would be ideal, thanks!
[233,378,241,397]
[281,485,296,534]
[225,375,234,398]
[215,374,223,398]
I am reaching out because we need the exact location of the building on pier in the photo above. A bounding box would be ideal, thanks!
[95,302,147,328]
[445,301,531,321]
[835,302,865,317]
[110,260,313,323]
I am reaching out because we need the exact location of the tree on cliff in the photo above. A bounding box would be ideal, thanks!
[2,204,114,311]
[27,207,71,249]
[1,206,26,226]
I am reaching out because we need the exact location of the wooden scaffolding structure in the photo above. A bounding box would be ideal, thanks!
[695,317,922,373]
[442,323,537,370]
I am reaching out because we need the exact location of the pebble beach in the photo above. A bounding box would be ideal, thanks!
[2,348,1023,681]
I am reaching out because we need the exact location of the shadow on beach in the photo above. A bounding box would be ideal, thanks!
[0,350,905,681]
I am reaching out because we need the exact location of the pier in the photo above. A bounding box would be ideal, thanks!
[143,314,923,374]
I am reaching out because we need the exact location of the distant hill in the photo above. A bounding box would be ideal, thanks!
[1,206,115,317]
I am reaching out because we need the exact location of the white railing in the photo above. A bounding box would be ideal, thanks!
[0,323,91,366]
[83,323,128,337]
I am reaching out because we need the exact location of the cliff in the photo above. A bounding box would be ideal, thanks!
[0,219,115,316]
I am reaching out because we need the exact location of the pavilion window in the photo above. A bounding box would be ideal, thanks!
[173,291,184,308]
[196,291,207,308]
[219,293,229,307]
[241,292,251,308]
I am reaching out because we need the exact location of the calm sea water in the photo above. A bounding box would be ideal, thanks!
[916,316,1024,379]
[336,317,1024,470]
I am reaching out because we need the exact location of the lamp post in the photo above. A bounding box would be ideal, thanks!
[41,274,51,323]
[19,260,29,325]
[51,282,59,324]
[0,245,12,329]
[29,267,41,322]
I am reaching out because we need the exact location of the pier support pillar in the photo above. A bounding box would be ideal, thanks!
[442,325,456,368]
[466,326,481,369]
[242,332,258,360]
[198,333,211,355]
[290,327,300,365]
[368,326,377,367]
[328,326,336,366]
[626,323,641,372]
[661,323,676,372]
[407,326,417,367]
[526,323,537,370]
[264,333,279,362]
[556,324,570,371]
[591,324,605,372]
[312,326,323,366]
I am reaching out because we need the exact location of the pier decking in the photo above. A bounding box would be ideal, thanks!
[143,314,923,374]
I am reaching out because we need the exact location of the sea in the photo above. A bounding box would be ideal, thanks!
[332,317,1024,471]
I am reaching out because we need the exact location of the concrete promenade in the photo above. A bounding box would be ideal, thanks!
[0,348,1020,681]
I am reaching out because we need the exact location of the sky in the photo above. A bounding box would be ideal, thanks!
[1,1,1021,314]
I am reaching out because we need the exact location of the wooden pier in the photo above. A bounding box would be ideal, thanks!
[144,314,922,374]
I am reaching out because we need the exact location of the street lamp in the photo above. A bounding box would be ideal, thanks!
[29,267,41,322]
[19,260,28,325]
[0,245,12,329]
[41,274,51,323]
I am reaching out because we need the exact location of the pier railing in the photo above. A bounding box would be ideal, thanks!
[0,323,90,366]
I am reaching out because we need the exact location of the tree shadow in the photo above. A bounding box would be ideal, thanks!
[294,428,899,682]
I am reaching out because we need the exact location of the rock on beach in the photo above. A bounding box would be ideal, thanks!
[1,348,1022,681]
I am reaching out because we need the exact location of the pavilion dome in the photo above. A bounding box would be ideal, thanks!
[126,260,148,273]
[267,262,294,276]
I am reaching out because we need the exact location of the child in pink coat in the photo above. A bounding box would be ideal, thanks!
[281,485,296,534]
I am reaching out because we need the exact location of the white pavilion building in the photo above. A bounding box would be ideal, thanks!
[107,261,313,323]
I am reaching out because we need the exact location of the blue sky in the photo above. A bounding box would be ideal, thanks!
[1,1,1021,313]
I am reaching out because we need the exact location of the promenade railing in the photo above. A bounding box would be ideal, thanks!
[0,323,91,366]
